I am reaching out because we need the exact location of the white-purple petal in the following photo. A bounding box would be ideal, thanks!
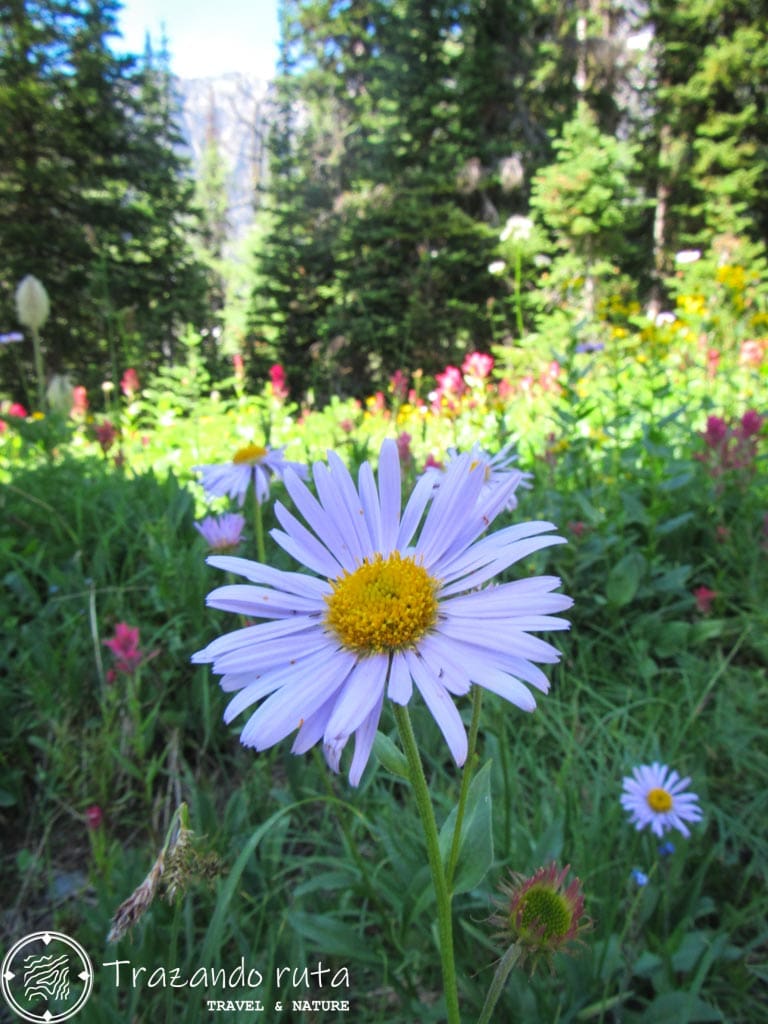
[387,652,413,704]
[377,440,402,554]
[348,695,384,785]
[405,650,468,766]
[204,583,323,618]
[239,650,356,749]
[324,656,388,740]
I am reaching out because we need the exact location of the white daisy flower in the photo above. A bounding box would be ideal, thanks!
[192,439,572,785]
[422,443,532,511]
[194,443,307,506]
[621,762,703,838]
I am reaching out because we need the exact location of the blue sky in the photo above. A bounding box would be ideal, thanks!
[114,0,280,79]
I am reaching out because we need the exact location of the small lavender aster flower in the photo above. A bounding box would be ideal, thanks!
[0,331,24,345]
[621,762,702,838]
[423,442,532,511]
[192,439,572,785]
[194,443,307,506]
[195,513,246,552]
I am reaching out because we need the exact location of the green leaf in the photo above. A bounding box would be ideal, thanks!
[439,759,493,894]
[528,815,565,864]
[656,512,696,535]
[286,911,380,962]
[644,991,723,1023]
[672,929,716,972]
[373,731,409,779]
[654,620,692,657]
[606,551,646,607]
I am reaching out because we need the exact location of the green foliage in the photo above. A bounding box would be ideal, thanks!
[529,101,645,347]
[646,0,768,256]
[1,265,766,1020]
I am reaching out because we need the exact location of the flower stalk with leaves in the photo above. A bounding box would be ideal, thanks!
[193,440,573,1022]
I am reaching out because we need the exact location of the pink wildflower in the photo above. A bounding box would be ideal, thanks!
[103,622,144,674]
[121,368,140,399]
[85,805,103,830]
[367,391,387,414]
[693,586,717,615]
[94,420,118,455]
[0,401,28,430]
[703,416,728,447]
[389,369,409,401]
[431,365,466,414]
[435,365,464,395]
[269,364,289,401]
[232,353,245,382]
[72,386,88,418]
[698,411,761,480]
[740,410,763,437]
[739,338,766,367]
[707,347,720,378]
[395,431,413,465]
[461,351,494,381]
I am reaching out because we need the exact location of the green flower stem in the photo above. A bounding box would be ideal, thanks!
[514,249,525,341]
[446,684,483,889]
[88,578,107,692]
[476,942,524,1024]
[31,326,45,412]
[393,703,461,1024]
[251,482,266,564]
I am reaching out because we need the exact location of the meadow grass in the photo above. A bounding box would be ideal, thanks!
[1,309,766,1022]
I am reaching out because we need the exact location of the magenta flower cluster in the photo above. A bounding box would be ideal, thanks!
[697,409,763,479]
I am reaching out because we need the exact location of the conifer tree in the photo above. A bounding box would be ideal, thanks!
[646,0,768,264]
[0,0,211,401]
[529,101,643,341]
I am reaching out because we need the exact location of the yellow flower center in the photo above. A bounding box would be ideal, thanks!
[647,787,673,813]
[325,553,439,656]
[516,887,572,941]
[233,443,268,465]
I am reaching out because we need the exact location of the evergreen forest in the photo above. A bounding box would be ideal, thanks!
[2,0,767,402]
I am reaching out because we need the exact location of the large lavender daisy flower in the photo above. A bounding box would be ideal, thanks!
[192,439,572,784]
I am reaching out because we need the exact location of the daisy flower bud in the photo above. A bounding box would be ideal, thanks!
[492,863,588,973]
[194,513,246,552]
